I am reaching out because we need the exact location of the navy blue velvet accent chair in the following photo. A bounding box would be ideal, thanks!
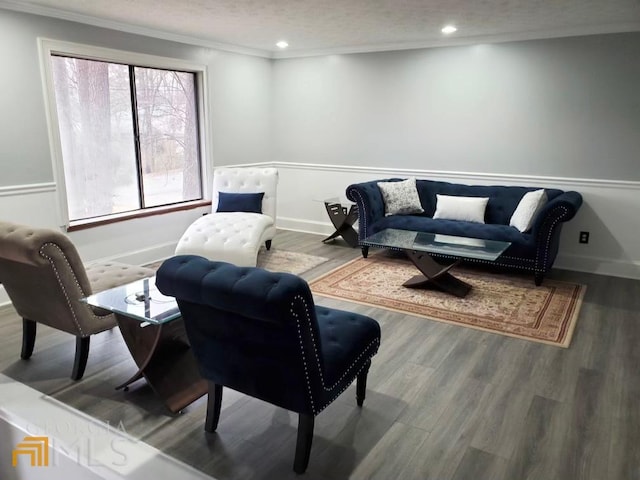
[156,255,381,474]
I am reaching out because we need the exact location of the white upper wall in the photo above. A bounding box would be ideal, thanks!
[273,33,640,181]
[3,7,639,191]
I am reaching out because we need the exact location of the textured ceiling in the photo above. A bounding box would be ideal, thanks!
[4,0,640,56]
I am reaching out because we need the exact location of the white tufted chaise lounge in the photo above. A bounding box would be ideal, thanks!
[175,167,278,267]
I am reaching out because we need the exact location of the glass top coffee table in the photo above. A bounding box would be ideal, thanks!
[83,276,207,413]
[360,228,511,297]
[83,276,180,324]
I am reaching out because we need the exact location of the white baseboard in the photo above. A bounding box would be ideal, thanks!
[555,253,640,280]
[276,217,335,236]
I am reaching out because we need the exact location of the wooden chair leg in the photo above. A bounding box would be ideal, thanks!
[265,239,272,251]
[361,246,369,258]
[205,382,223,432]
[356,359,371,407]
[535,272,544,286]
[21,319,37,359]
[294,413,314,474]
[71,336,90,380]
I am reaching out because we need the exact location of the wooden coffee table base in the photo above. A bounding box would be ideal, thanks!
[404,250,472,298]
[115,314,207,414]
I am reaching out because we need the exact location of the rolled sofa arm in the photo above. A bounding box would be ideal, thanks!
[530,191,583,237]
[346,179,401,239]
[530,190,583,274]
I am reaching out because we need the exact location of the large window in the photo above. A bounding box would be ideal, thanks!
[49,53,203,224]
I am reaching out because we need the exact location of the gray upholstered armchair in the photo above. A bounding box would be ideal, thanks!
[0,221,154,380]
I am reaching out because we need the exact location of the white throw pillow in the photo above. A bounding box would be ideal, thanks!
[377,178,424,216]
[433,195,489,223]
[510,189,548,232]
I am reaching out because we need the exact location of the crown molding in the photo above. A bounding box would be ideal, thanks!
[3,1,640,60]
[0,0,272,58]
[272,22,640,58]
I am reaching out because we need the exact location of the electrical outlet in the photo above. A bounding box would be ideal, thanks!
[579,231,590,244]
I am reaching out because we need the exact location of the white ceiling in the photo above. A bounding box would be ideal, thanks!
[4,0,640,57]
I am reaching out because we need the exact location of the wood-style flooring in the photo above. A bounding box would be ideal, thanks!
[1,230,639,480]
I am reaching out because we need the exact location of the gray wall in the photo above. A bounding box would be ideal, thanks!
[273,33,640,180]
[3,8,639,186]
[0,8,272,187]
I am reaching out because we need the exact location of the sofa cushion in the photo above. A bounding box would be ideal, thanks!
[377,178,424,216]
[433,195,489,223]
[415,180,564,225]
[510,189,548,232]
[315,306,381,388]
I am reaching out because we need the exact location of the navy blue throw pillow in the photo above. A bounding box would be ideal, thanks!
[216,192,264,213]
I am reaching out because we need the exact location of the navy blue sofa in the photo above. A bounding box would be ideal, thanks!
[156,255,381,474]
[346,178,583,285]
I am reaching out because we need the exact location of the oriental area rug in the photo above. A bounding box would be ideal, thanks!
[310,253,586,347]
[148,249,328,276]
[256,249,328,274]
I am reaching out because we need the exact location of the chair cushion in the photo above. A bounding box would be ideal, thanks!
[315,306,381,388]
[85,262,156,294]
[175,212,274,267]
[216,192,264,214]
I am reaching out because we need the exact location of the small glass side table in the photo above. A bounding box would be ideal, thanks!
[316,197,359,248]
[82,276,207,413]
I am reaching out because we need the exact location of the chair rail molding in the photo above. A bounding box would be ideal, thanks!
[0,182,56,197]
[230,161,640,190]
[276,162,640,190]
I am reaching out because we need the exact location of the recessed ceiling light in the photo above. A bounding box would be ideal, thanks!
[276,41,289,49]
[441,25,457,35]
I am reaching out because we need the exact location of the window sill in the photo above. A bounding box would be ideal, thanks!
[66,200,211,232]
